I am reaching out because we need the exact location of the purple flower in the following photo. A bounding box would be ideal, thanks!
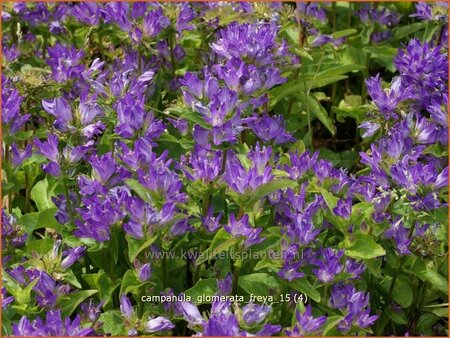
[180,145,222,182]
[337,291,378,332]
[11,143,32,167]
[145,316,174,333]
[278,260,305,282]
[242,303,271,325]
[330,282,355,310]
[89,153,117,184]
[411,2,448,21]
[2,211,27,248]
[211,22,281,65]
[2,88,29,133]
[202,207,222,233]
[72,2,101,25]
[120,294,135,320]
[345,259,366,279]
[61,246,86,269]
[359,121,381,138]
[217,272,232,295]
[2,287,14,309]
[103,2,131,32]
[175,299,205,327]
[176,3,195,32]
[123,197,176,239]
[365,75,411,119]
[284,151,317,180]
[224,149,274,194]
[143,7,170,38]
[248,114,293,144]
[384,219,412,255]
[355,4,400,26]
[33,271,70,308]
[203,301,240,336]
[115,93,165,140]
[394,39,448,108]
[256,324,282,336]
[311,34,334,47]
[12,310,94,336]
[46,44,85,83]
[333,198,352,219]
[80,300,103,323]
[224,214,264,248]
[3,44,19,62]
[135,261,151,282]
[34,134,59,162]
[42,97,74,131]
[297,3,327,23]
[286,305,327,336]
[312,248,344,283]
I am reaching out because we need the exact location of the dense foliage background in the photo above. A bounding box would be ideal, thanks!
[1,1,448,336]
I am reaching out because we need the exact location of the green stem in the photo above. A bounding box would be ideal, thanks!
[331,2,337,32]
[63,176,74,220]
[138,46,142,74]
[232,261,240,295]
[330,1,337,115]
[162,254,167,289]
[168,31,177,78]
[295,3,303,48]
[42,34,48,59]
[202,191,211,218]
[24,172,31,213]
[387,256,404,304]
[361,53,371,103]
[11,19,18,45]
[5,144,13,213]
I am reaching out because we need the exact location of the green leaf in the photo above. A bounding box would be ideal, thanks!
[63,269,82,289]
[344,234,386,260]
[303,95,336,136]
[24,238,54,255]
[322,315,343,336]
[332,28,357,39]
[185,278,217,304]
[119,269,150,296]
[30,177,56,211]
[99,310,125,336]
[311,186,338,211]
[58,290,98,317]
[405,259,448,295]
[20,212,39,235]
[385,307,408,325]
[238,273,280,297]
[244,179,297,208]
[35,208,62,232]
[15,277,40,305]
[365,259,382,278]
[290,278,321,303]
[308,75,348,90]
[380,276,413,308]
[314,64,364,83]
[119,270,139,295]
[423,22,442,42]
[82,272,119,307]
[196,229,239,265]
[391,21,427,40]
[363,46,398,72]
[125,179,153,204]
[126,235,158,262]
[254,259,282,272]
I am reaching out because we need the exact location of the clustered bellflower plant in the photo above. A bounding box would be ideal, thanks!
[1,2,448,337]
